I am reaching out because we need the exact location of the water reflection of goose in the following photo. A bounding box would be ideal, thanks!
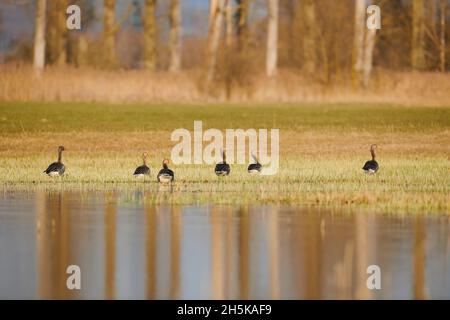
[362,144,379,174]
[157,159,174,183]
[133,152,150,177]
[215,150,230,176]
[44,146,66,177]
[248,153,262,174]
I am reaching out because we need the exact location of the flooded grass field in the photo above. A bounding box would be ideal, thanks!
[0,102,449,299]
[1,191,450,299]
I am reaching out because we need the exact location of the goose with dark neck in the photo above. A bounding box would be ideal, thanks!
[133,152,150,177]
[362,144,379,174]
[157,159,174,183]
[215,150,230,176]
[44,146,66,176]
[248,153,262,174]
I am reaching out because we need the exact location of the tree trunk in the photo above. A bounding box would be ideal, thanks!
[33,0,47,74]
[412,0,426,70]
[362,27,377,88]
[440,0,446,72]
[169,0,181,72]
[210,0,218,22]
[226,0,233,47]
[47,0,67,65]
[235,0,249,50]
[143,0,157,71]
[352,0,366,85]
[303,0,317,75]
[266,0,278,77]
[206,0,226,82]
[102,0,117,68]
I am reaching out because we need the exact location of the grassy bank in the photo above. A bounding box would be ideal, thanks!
[0,102,448,213]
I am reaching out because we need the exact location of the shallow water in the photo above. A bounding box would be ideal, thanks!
[0,191,449,299]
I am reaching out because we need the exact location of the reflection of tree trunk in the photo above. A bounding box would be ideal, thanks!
[355,214,371,299]
[266,0,278,77]
[36,192,70,299]
[170,207,181,299]
[225,207,233,298]
[36,191,50,298]
[145,204,157,299]
[33,0,47,74]
[268,208,279,299]
[239,206,249,299]
[104,194,116,300]
[413,215,427,299]
[305,213,321,299]
[169,0,182,72]
[412,0,426,70]
[211,207,224,299]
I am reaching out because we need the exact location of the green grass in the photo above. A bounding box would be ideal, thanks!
[0,102,449,213]
[0,102,449,134]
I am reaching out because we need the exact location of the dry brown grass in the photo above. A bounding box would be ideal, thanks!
[1,64,450,105]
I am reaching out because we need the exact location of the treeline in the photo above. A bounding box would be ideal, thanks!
[8,0,450,89]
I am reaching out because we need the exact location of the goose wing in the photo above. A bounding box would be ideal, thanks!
[134,165,150,175]
[44,162,65,175]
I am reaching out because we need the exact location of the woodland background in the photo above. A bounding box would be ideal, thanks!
[0,0,449,104]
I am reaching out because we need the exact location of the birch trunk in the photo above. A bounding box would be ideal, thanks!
[143,0,157,71]
[206,0,226,82]
[169,0,181,72]
[412,0,426,70]
[33,0,47,74]
[352,0,366,85]
[362,27,377,88]
[266,0,278,77]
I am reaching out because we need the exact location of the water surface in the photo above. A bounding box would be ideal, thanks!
[0,191,449,299]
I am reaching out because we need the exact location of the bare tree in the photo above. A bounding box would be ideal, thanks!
[102,0,117,68]
[440,0,446,72]
[143,0,157,71]
[412,0,426,70]
[362,27,376,88]
[235,0,249,50]
[303,0,317,75]
[226,0,233,47]
[352,0,378,88]
[169,0,181,72]
[47,0,67,65]
[266,0,278,77]
[206,0,226,82]
[33,0,47,74]
[352,0,366,85]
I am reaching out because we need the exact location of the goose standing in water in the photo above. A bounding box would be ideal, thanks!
[44,146,66,177]
[133,152,150,177]
[362,144,379,174]
[215,150,230,176]
[247,153,262,174]
[157,159,174,183]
